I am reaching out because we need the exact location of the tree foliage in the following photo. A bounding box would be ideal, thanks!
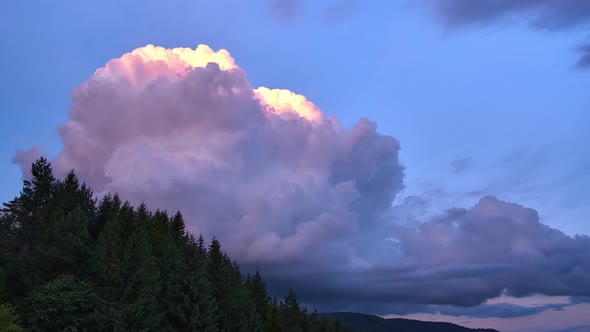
[0,158,348,331]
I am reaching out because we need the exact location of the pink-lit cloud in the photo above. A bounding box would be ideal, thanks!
[25,44,403,267]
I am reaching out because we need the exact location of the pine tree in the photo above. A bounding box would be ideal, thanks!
[247,269,272,331]
[0,303,23,332]
[0,158,351,332]
[207,237,225,331]
[95,199,125,329]
[280,288,306,332]
[267,297,281,332]
[196,233,207,257]
[46,206,93,279]
[158,231,189,330]
[170,211,187,245]
[91,194,118,241]
[0,209,21,302]
[25,275,99,331]
[21,157,56,247]
[120,203,161,330]
[183,235,216,331]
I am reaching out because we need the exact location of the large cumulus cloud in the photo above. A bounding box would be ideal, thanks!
[24,44,404,267]
[15,44,590,315]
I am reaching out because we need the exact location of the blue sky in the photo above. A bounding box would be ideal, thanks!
[1,1,590,330]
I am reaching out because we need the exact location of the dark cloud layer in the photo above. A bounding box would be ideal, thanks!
[430,0,590,29]
[430,302,568,319]
[427,0,590,69]
[263,196,590,314]
[577,44,590,68]
[14,44,590,318]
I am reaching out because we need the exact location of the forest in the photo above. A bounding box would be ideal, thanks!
[0,157,349,331]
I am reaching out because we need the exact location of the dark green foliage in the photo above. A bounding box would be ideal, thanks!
[0,303,22,332]
[280,288,307,332]
[268,297,282,332]
[247,269,272,331]
[0,157,346,331]
[25,275,99,331]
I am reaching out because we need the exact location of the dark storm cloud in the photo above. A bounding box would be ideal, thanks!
[429,0,590,29]
[256,196,590,315]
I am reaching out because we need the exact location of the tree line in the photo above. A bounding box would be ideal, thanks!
[0,158,349,331]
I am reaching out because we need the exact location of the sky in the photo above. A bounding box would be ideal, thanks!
[1,1,589,331]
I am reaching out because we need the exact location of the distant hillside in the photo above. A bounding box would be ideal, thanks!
[321,312,499,332]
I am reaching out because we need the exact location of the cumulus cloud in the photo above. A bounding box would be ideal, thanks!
[18,44,403,268]
[424,0,590,69]
[14,44,590,316]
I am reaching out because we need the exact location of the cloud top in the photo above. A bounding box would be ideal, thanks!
[28,44,404,271]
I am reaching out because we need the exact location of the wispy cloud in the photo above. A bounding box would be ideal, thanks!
[271,0,301,22]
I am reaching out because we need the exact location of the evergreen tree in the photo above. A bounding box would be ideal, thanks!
[196,233,207,257]
[0,211,21,302]
[0,158,350,332]
[120,203,161,330]
[247,269,272,331]
[170,211,186,245]
[267,297,282,332]
[183,235,216,331]
[280,288,307,332]
[46,206,93,279]
[25,275,99,331]
[0,303,22,332]
[206,238,226,331]
[157,230,188,330]
[95,199,126,329]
